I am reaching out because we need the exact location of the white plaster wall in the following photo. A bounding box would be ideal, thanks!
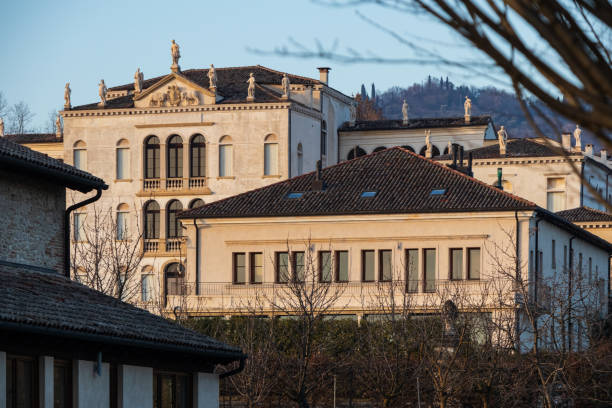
[40,356,53,408]
[194,372,219,408]
[582,158,612,211]
[75,360,109,408]
[290,110,319,177]
[118,365,152,408]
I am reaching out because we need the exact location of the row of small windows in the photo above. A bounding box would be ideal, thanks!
[347,144,448,160]
[232,248,481,291]
[72,134,280,179]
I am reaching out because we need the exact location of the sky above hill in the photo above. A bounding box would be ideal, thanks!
[0,0,494,130]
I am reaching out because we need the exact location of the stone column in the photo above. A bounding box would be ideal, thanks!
[39,356,54,408]
[159,143,167,181]
[183,140,191,182]
[159,208,167,241]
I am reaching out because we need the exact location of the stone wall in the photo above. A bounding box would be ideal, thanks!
[0,169,65,273]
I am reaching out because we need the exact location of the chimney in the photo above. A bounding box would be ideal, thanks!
[601,150,607,160]
[311,160,326,191]
[459,145,464,167]
[585,144,593,156]
[561,133,572,151]
[452,144,458,168]
[317,67,331,85]
[496,168,503,190]
[467,152,473,177]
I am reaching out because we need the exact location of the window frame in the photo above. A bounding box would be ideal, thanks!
[319,251,332,283]
[250,252,263,284]
[144,136,160,179]
[190,134,206,178]
[423,248,436,292]
[264,142,279,176]
[335,250,349,282]
[218,143,233,177]
[378,249,392,282]
[449,248,464,280]
[116,146,129,180]
[141,273,154,302]
[144,201,160,239]
[362,250,375,282]
[166,200,183,239]
[53,359,73,408]
[546,176,566,212]
[405,248,419,293]
[467,247,481,280]
[233,252,247,284]
[153,370,192,408]
[167,135,184,179]
[292,251,305,282]
[6,354,38,408]
[276,251,290,283]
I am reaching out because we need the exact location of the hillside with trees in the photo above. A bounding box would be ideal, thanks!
[357,77,599,148]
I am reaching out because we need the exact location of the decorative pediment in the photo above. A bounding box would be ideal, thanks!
[134,73,219,108]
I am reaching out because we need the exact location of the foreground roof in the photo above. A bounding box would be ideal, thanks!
[0,268,242,360]
[181,147,537,219]
[5,133,62,144]
[71,65,324,110]
[0,137,106,193]
[556,206,612,223]
[339,116,491,132]
[437,137,566,160]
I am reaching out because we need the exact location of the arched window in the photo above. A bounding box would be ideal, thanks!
[189,199,205,209]
[297,143,303,175]
[419,145,440,157]
[116,203,129,240]
[373,146,387,153]
[165,262,185,296]
[167,135,183,179]
[190,134,206,177]
[141,265,155,302]
[347,146,367,160]
[320,120,327,160]
[73,140,87,170]
[401,145,415,153]
[264,134,279,176]
[219,135,233,177]
[167,200,183,238]
[144,136,160,179]
[144,201,160,239]
[116,139,130,180]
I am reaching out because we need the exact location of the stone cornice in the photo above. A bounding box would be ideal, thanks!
[439,156,584,166]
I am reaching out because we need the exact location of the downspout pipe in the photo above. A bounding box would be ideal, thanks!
[193,219,200,295]
[580,161,585,207]
[534,217,542,306]
[515,211,521,351]
[568,236,576,351]
[219,355,246,379]
[64,188,104,278]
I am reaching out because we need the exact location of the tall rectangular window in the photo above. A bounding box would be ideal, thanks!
[153,371,191,408]
[276,252,289,283]
[116,148,129,179]
[6,355,37,408]
[319,251,332,282]
[546,177,566,212]
[219,144,233,177]
[73,149,86,170]
[406,249,419,292]
[336,251,349,282]
[379,250,392,281]
[551,240,556,269]
[73,213,85,241]
[116,211,127,240]
[424,249,436,292]
[362,250,375,282]
[293,252,305,282]
[141,274,154,302]
[450,248,463,280]
[468,248,481,279]
[53,360,72,408]
[264,143,279,175]
[233,253,246,284]
[250,252,263,284]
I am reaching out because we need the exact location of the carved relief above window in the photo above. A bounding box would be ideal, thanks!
[149,85,200,107]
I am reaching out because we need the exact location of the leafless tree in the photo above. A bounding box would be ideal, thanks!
[0,91,8,119]
[8,101,34,134]
[70,203,145,302]
[46,109,60,134]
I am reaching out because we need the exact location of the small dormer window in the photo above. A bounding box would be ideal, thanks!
[286,192,303,199]
[430,189,446,196]
[361,191,377,198]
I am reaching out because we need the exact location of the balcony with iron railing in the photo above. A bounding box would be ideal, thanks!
[163,279,514,315]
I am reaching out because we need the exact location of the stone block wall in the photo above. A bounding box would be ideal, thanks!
[0,169,65,273]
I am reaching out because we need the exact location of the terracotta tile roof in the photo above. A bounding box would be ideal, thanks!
[338,116,491,132]
[436,137,565,160]
[5,133,62,144]
[0,137,106,192]
[0,268,242,358]
[71,65,322,110]
[180,147,537,220]
[556,206,612,223]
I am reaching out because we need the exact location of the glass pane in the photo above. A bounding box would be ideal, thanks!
[141,274,153,301]
[320,251,332,282]
[264,143,278,175]
[380,250,392,281]
[294,252,305,281]
[191,145,205,177]
[116,148,128,179]
[176,375,189,408]
[469,248,481,279]
[234,253,246,283]
[406,249,418,292]
[363,250,375,281]
[451,249,463,280]
[251,253,263,283]
[17,359,34,408]
[277,252,289,283]
[425,249,436,292]
[337,251,349,282]
[160,375,173,408]
[116,212,126,240]
[219,145,232,177]
[73,149,83,170]
[53,364,67,408]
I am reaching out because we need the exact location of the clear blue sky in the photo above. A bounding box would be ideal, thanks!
[0,0,489,130]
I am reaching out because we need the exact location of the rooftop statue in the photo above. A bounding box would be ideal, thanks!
[246,73,256,100]
[134,68,144,93]
[171,40,180,66]
[464,96,472,117]
[55,115,61,135]
[281,73,290,99]
[208,64,217,89]
[498,125,507,154]
[425,129,432,158]
[64,83,71,110]
[574,124,582,150]
[0,117,4,137]
[402,100,409,124]
[98,80,107,107]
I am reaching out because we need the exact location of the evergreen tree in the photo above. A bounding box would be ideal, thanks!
[361,84,368,99]
[371,83,376,103]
